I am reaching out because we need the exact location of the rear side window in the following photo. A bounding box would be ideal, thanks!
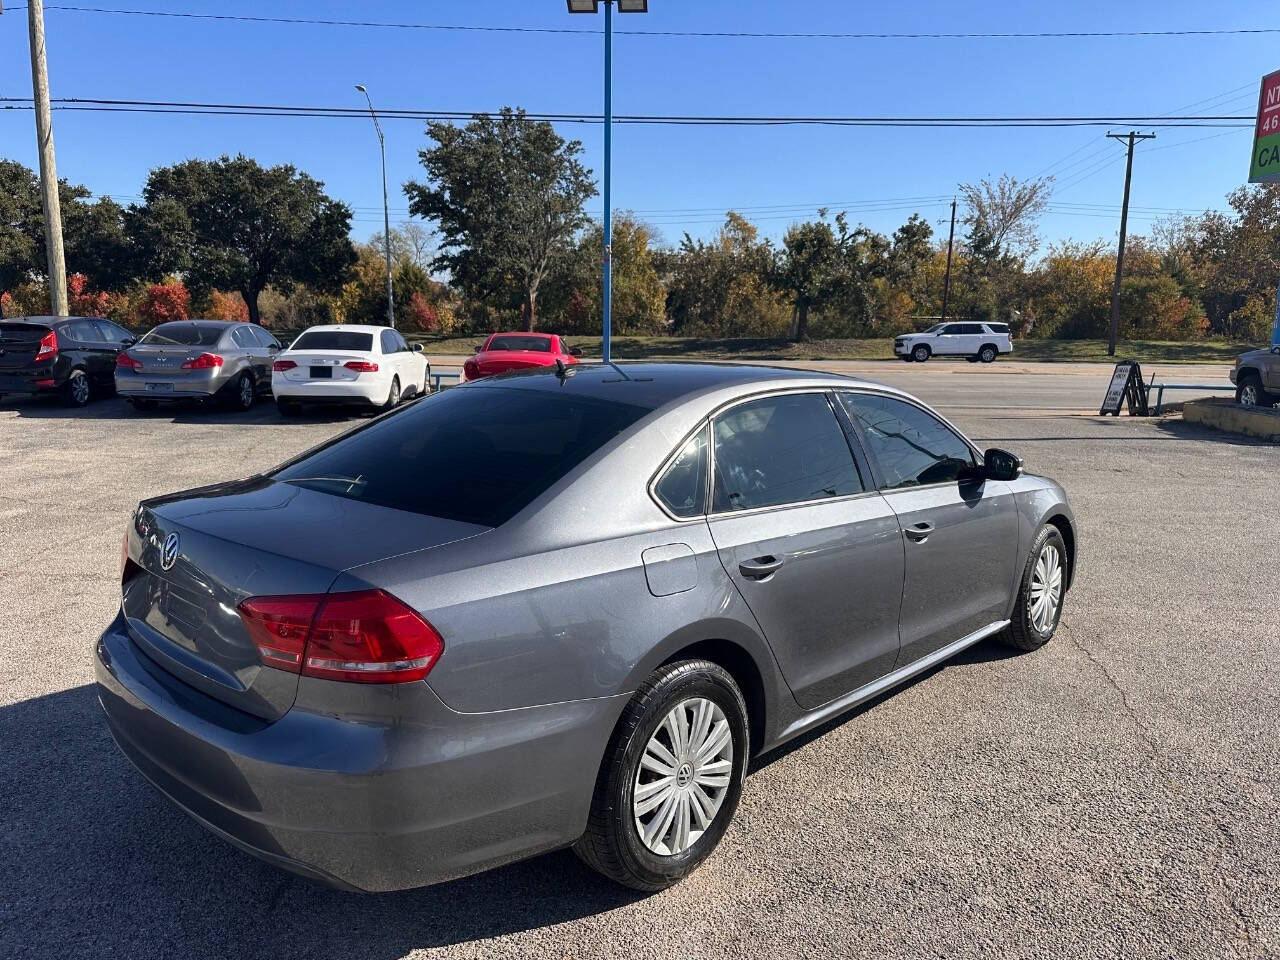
[654,426,709,518]
[142,323,224,347]
[291,331,374,352]
[838,393,975,489]
[987,323,1010,334]
[93,320,133,344]
[231,327,256,348]
[273,386,650,527]
[488,335,552,352]
[380,329,397,354]
[61,320,99,343]
[711,393,863,513]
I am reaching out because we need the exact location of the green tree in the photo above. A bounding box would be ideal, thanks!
[773,211,879,341]
[129,155,355,324]
[405,108,597,331]
[570,213,667,335]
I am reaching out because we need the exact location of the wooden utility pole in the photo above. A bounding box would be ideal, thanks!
[27,0,69,316]
[940,198,957,323]
[1106,131,1155,356]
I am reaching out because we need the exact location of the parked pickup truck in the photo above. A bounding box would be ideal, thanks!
[894,322,1013,364]
[1230,345,1280,407]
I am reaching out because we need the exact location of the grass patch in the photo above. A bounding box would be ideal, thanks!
[405,334,1252,364]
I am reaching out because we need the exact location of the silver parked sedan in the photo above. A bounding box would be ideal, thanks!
[115,319,280,410]
[96,363,1077,892]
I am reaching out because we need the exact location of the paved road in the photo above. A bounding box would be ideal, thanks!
[431,357,1238,416]
[1,379,1276,960]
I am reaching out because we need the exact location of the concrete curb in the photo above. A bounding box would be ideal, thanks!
[1183,397,1280,440]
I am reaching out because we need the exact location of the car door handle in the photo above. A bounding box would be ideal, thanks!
[904,522,935,542]
[739,556,784,580]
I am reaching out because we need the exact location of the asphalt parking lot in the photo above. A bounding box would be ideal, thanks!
[2,369,1277,960]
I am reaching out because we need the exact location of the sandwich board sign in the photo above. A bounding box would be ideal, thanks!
[1100,360,1149,416]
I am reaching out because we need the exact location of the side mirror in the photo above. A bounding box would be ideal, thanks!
[123,336,137,346]
[412,343,424,353]
[268,343,280,353]
[474,344,483,354]
[569,345,583,358]
[982,448,1023,482]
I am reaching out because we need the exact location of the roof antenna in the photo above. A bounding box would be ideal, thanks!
[606,361,632,381]
[555,357,573,379]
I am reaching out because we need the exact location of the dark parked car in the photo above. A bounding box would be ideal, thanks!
[0,315,136,406]
[96,363,1077,893]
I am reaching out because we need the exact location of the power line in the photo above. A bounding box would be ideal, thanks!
[0,97,1254,128]
[10,6,1280,41]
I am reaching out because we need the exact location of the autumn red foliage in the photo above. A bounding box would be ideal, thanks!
[206,289,250,324]
[409,291,439,332]
[67,273,113,317]
[138,282,191,326]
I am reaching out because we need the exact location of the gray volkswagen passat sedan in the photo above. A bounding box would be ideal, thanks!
[96,363,1077,892]
[115,319,280,410]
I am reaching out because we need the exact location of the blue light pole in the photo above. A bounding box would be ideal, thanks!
[567,0,648,363]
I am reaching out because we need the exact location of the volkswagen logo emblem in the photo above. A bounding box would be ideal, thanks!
[160,532,180,571]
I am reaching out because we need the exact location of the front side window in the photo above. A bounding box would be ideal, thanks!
[654,426,709,518]
[273,386,649,527]
[712,393,863,513]
[838,393,975,489]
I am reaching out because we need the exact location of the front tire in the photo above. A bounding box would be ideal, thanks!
[62,369,91,407]
[1236,372,1273,408]
[912,344,931,363]
[1001,525,1068,652]
[574,659,749,892]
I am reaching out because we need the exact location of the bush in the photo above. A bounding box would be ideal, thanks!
[138,282,191,326]
[204,289,249,323]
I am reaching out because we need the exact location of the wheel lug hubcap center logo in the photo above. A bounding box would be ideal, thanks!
[676,762,694,787]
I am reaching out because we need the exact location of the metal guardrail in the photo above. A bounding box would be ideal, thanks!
[1146,381,1236,414]
[430,371,461,392]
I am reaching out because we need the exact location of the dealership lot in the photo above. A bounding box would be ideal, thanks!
[1,371,1277,960]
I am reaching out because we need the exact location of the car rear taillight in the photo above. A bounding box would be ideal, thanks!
[463,359,478,379]
[116,352,143,370]
[238,589,443,683]
[343,360,378,373]
[273,359,297,372]
[33,330,58,364]
[181,353,224,370]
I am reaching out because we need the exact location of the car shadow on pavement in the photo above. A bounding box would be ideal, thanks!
[749,637,1023,776]
[1,684,644,959]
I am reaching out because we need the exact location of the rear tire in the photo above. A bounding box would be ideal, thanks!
[574,659,749,892]
[979,344,998,363]
[911,344,931,363]
[1001,525,1069,652]
[384,376,401,410]
[226,373,255,411]
[61,369,91,407]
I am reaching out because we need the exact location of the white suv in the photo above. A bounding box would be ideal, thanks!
[894,322,1013,364]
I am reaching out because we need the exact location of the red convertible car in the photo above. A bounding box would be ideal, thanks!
[462,332,582,381]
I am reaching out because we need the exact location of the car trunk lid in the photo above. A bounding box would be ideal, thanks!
[276,351,369,382]
[475,351,554,376]
[128,342,214,375]
[123,477,489,720]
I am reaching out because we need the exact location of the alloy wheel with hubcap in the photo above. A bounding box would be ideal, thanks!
[633,697,734,857]
[232,374,254,410]
[575,658,748,891]
[1002,524,1069,651]
[1237,378,1263,407]
[912,345,930,363]
[63,371,90,406]
[980,346,997,363]
[385,376,401,410]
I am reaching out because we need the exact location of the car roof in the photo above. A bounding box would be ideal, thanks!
[469,361,885,412]
[4,315,98,326]
[152,318,235,328]
[488,331,555,338]
[296,324,391,334]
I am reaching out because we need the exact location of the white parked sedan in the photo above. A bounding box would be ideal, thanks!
[272,324,431,416]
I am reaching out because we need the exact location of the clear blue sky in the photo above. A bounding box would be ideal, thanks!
[0,0,1273,253]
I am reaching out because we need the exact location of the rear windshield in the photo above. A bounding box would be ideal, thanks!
[273,385,650,527]
[141,322,224,347]
[291,330,374,352]
[0,323,50,339]
[488,335,552,353]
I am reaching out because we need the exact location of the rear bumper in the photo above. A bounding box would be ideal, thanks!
[115,368,226,399]
[271,377,386,404]
[0,369,64,393]
[94,611,626,892]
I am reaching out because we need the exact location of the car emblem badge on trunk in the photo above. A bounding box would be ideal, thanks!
[160,532,180,571]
